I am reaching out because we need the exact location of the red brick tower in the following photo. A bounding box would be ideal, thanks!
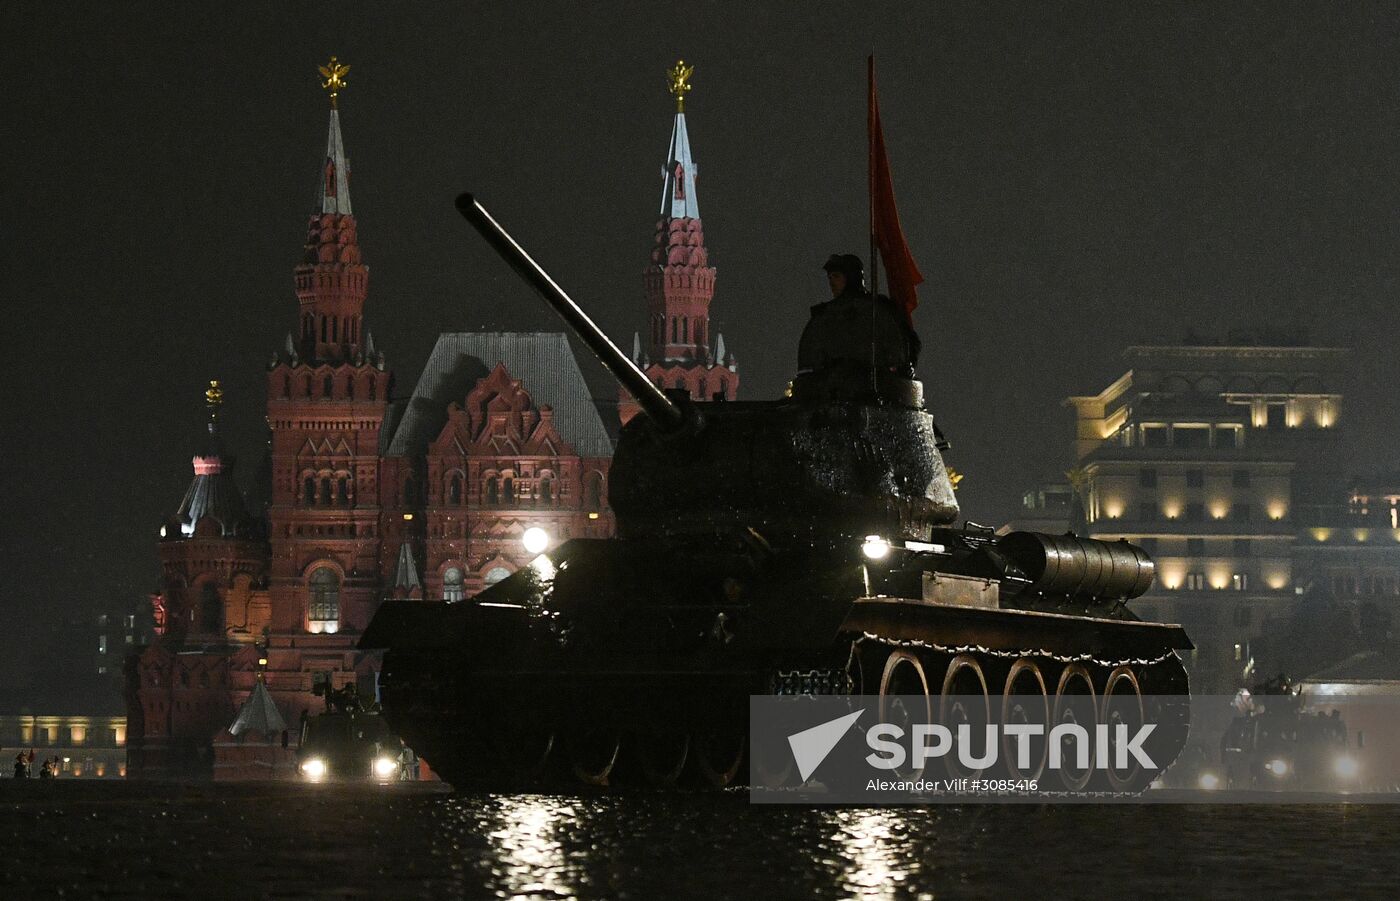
[621,61,739,424]
[134,381,268,777]
[263,59,389,660]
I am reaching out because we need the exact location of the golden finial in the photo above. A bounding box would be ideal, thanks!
[205,379,224,415]
[318,56,351,108]
[947,469,965,491]
[666,59,694,112]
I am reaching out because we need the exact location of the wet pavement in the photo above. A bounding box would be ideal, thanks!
[0,781,1396,899]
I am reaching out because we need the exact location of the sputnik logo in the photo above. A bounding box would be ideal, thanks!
[787,709,865,781]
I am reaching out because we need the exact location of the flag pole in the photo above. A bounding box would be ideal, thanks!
[868,55,879,300]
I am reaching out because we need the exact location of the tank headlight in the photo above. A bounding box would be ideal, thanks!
[1198,772,1221,791]
[300,758,327,779]
[522,527,550,555]
[862,535,891,560]
[1264,758,1290,777]
[1333,754,1359,779]
[373,756,398,779]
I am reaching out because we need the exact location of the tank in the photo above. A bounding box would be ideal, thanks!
[359,195,1194,793]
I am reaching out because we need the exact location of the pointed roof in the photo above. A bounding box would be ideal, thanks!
[383,332,614,458]
[320,109,353,215]
[172,382,254,538]
[393,541,422,592]
[229,680,287,737]
[659,111,699,219]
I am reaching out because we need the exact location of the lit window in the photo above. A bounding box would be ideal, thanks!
[308,567,340,632]
[1232,573,1249,591]
[484,566,511,587]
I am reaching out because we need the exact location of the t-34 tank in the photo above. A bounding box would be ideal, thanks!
[360,195,1193,793]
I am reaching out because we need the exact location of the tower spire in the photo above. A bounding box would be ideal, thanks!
[621,60,738,424]
[660,61,699,219]
[318,57,353,215]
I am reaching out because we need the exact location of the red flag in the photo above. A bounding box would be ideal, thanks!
[869,56,924,325]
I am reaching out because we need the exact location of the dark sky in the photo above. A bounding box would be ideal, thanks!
[4,2,1400,675]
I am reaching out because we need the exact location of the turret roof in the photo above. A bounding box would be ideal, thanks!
[659,111,699,220]
[228,680,287,737]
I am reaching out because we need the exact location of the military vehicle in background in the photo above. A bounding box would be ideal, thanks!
[360,196,1194,793]
[296,684,413,783]
[1218,676,1356,791]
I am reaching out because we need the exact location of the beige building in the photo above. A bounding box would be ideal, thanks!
[1064,341,1347,692]
[1,714,127,778]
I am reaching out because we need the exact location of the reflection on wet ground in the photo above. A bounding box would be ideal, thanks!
[1,782,1397,898]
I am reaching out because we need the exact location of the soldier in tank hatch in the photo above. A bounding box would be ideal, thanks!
[798,253,921,378]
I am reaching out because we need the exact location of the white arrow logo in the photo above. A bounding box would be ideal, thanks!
[787,709,865,781]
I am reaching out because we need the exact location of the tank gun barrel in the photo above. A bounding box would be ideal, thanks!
[456,193,685,432]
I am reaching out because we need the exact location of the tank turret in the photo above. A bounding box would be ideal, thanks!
[457,194,958,545]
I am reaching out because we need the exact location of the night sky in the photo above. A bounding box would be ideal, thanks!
[4,2,1400,684]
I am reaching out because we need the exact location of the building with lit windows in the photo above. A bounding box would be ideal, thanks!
[1061,339,1348,692]
[0,715,128,778]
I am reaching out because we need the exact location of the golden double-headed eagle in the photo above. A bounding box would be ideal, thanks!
[319,56,351,107]
[667,60,694,112]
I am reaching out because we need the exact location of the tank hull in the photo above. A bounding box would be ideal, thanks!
[363,538,1191,794]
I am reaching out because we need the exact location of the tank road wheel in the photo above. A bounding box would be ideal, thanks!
[879,651,932,777]
[486,726,555,785]
[940,655,992,780]
[691,731,747,788]
[1052,665,1097,792]
[1101,667,1147,793]
[638,730,691,787]
[1001,659,1049,782]
[569,730,621,787]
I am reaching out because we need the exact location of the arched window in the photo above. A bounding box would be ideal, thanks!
[403,476,418,506]
[443,567,465,603]
[682,318,689,343]
[336,477,350,505]
[345,377,354,401]
[449,474,463,505]
[304,376,313,398]
[698,377,708,400]
[320,316,327,343]
[331,317,338,343]
[485,475,499,505]
[503,476,515,504]
[323,375,334,397]
[320,477,332,506]
[539,475,553,505]
[303,476,316,506]
[308,567,340,633]
[671,317,678,343]
[282,375,291,398]
[484,566,511,587]
[583,472,604,510]
[368,375,376,400]
[199,583,222,634]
